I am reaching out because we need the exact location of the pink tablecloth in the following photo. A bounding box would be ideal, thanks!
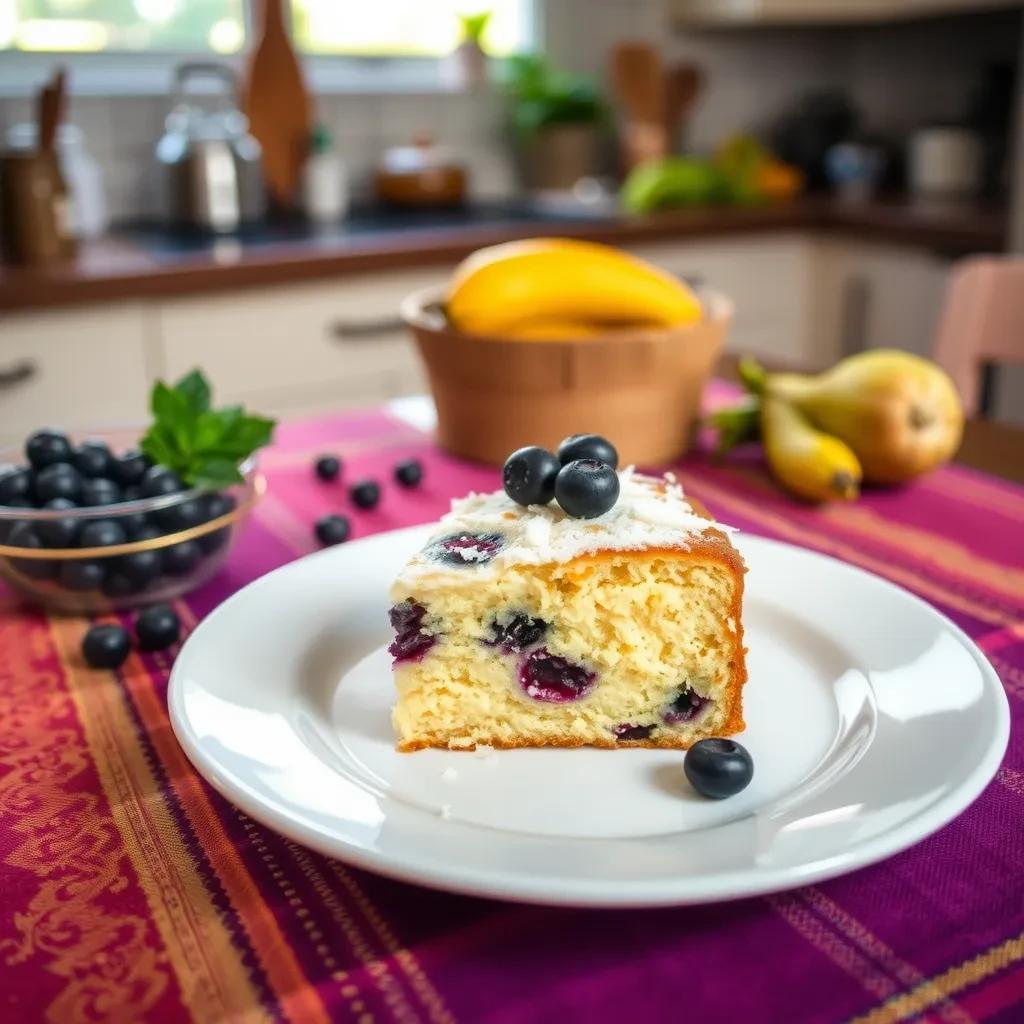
[1,400,1022,1023]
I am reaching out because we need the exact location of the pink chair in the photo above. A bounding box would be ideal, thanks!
[932,256,1024,418]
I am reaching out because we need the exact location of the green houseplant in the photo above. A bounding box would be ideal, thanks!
[504,54,606,190]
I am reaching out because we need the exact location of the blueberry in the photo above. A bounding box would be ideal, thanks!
[72,440,113,478]
[121,485,142,502]
[518,647,596,703]
[79,519,127,549]
[34,462,82,504]
[425,532,504,566]
[387,601,436,662]
[614,723,655,742]
[554,459,619,519]
[5,521,54,579]
[557,434,618,470]
[81,624,131,669]
[119,546,163,587]
[135,603,181,651]
[394,458,423,488]
[350,480,380,510]
[131,524,162,543]
[79,477,122,507]
[0,465,33,505]
[163,540,202,576]
[154,497,205,532]
[140,465,185,499]
[315,455,341,481]
[503,446,560,506]
[25,429,72,469]
[113,449,149,486]
[663,686,712,724]
[485,612,548,653]
[315,514,350,546]
[118,511,150,536]
[37,498,80,548]
[60,559,106,591]
[102,572,141,599]
[684,738,754,800]
[198,492,236,553]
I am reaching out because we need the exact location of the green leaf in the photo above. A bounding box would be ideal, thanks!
[707,397,762,456]
[737,357,768,396]
[190,457,245,489]
[174,369,211,414]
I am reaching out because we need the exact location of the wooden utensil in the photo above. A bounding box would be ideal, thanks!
[610,42,667,171]
[36,67,66,154]
[665,63,703,150]
[241,0,311,209]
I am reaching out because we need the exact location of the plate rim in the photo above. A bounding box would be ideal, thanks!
[169,527,1011,907]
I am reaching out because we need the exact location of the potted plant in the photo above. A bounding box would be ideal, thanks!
[444,11,491,90]
[504,54,606,191]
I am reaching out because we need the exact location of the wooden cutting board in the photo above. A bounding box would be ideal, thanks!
[242,0,311,209]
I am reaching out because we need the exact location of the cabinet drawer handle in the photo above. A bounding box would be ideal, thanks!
[329,316,406,341]
[0,359,37,389]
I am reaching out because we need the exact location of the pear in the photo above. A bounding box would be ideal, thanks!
[765,350,964,484]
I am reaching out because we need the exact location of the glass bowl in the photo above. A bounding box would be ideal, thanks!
[0,430,264,613]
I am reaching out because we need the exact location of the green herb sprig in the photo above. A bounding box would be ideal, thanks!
[140,369,276,489]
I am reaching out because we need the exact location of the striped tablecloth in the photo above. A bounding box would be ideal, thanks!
[1,398,1021,1024]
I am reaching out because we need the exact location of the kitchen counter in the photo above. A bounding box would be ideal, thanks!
[0,196,1006,314]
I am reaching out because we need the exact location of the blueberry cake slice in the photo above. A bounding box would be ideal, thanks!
[389,466,747,751]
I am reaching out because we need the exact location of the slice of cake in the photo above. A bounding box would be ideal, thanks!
[389,458,747,752]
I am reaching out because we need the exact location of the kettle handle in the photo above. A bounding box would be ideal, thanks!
[172,62,239,108]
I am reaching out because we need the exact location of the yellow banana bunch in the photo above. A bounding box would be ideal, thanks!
[761,396,862,503]
[446,238,702,338]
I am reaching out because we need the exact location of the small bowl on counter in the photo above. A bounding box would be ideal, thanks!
[401,287,732,467]
[0,430,264,613]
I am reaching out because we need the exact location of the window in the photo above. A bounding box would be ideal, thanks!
[0,1,530,57]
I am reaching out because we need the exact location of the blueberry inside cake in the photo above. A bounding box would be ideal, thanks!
[389,458,747,751]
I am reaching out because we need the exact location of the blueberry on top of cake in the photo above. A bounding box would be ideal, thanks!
[390,438,747,752]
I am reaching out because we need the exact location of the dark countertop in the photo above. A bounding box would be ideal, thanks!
[0,196,1006,314]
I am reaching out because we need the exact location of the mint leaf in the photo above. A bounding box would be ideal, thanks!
[140,369,275,487]
[175,369,211,414]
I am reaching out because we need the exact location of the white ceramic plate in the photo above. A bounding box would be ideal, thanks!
[169,527,1009,907]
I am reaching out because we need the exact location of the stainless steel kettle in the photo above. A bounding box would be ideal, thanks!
[156,63,265,232]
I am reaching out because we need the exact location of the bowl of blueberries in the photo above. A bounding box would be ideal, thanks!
[0,427,263,612]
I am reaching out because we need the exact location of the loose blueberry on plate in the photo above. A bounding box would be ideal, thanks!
[554,459,619,519]
[503,446,560,506]
[684,738,754,800]
[315,455,341,481]
[72,440,113,478]
[25,429,72,469]
[79,519,127,549]
[350,480,380,510]
[315,514,350,546]
[34,462,82,504]
[0,465,33,505]
[60,559,107,591]
[135,603,181,651]
[82,624,131,669]
[394,458,423,488]
[163,540,202,576]
[140,465,185,499]
[36,497,80,547]
[113,449,149,486]
[79,477,122,507]
[557,434,618,470]
[518,647,596,703]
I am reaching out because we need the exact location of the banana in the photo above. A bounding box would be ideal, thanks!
[446,238,702,336]
[765,350,963,484]
[761,396,862,503]
[502,318,606,340]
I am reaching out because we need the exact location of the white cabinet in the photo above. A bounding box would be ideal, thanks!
[154,267,447,418]
[675,0,1020,25]
[0,304,152,444]
[629,235,823,367]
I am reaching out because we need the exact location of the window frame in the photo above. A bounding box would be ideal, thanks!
[0,0,537,98]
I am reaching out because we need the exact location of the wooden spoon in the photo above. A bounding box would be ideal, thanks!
[242,0,311,209]
[37,68,66,154]
[665,64,703,151]
[610,42,667,171]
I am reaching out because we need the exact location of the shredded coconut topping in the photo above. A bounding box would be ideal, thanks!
[398,468,735,583]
